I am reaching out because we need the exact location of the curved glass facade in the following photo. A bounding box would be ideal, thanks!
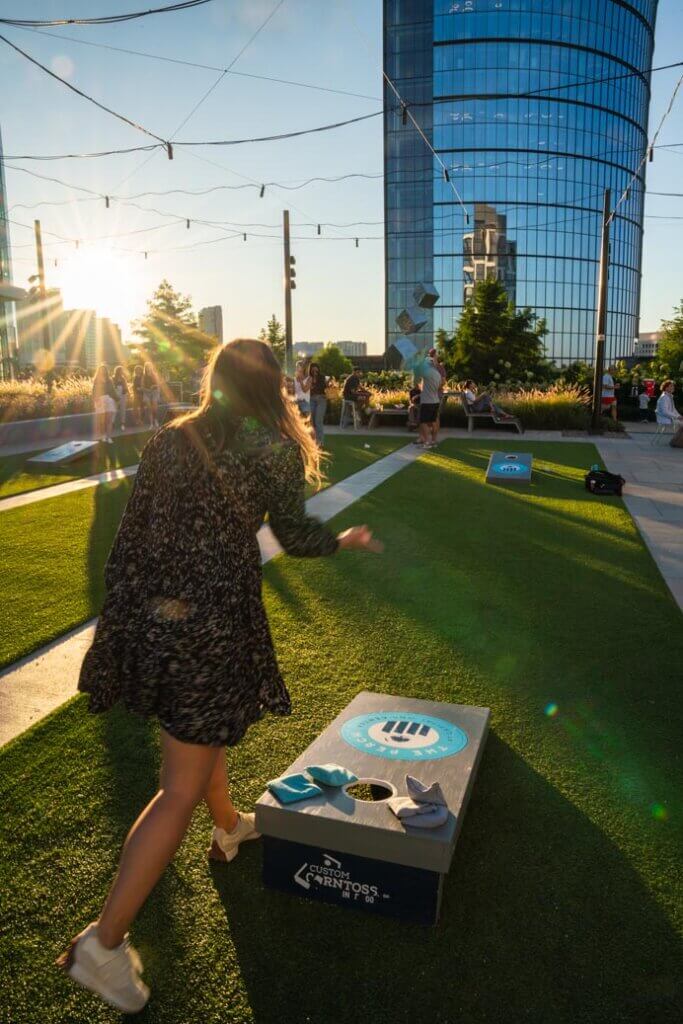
[384,0,658,364]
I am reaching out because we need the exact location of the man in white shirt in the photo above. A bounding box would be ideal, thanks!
[601,366,619,421]
[416,356,443,448]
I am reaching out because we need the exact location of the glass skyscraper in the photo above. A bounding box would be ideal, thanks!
[384,0,658,364]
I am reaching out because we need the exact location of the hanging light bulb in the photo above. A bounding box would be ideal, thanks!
[186,219,190,229]
[243,233,247,241]
[105,196,110,209]
[355,238,359,248]
[317,224,321,235]
[259,185,265,198]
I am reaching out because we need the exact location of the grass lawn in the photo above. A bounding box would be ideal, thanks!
[0,431,153,500]
[0,435,408,668]
[1,441,681,1024]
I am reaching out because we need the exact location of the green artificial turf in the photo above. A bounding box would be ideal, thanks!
[1,441,681,1024]
[0,431,153,500]
[0,435,407,668]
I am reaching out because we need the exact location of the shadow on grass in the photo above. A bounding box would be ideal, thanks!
[210,733,681,1024]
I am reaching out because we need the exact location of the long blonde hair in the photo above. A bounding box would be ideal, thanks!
[174,339,322,487]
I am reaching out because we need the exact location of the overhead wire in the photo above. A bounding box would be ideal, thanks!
[0,33,170,151]
[14,24,381,102]
[0,1,214,27]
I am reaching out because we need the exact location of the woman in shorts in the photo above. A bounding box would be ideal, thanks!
[92,365,117,444]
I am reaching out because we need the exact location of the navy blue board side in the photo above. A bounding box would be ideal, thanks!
[262,836,442,926]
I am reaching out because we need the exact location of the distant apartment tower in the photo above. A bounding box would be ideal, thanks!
[634,331,662,359]
[16,288,65,369]
[336,341,367,357]
[0,125,16,378]
[199,305,223,343]
[296,341,367,358]
[463,204,516,306]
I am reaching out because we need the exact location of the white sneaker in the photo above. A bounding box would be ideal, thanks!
[56,922,149,1014]
[208,813,261,863]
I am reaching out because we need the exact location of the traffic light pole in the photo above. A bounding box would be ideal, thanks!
[591,188,611,433]
[283,210,293,374]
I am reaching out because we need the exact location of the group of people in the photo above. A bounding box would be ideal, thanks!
[92,363,161,443]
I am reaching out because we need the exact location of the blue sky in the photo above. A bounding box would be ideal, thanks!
[1,0,681,352]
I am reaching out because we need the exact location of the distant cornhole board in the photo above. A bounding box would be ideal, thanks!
[27,440,99,466]
[486,451,533,485]
[256,691,490,925]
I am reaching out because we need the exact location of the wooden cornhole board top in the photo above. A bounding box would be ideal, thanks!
[256,691,490,874]
[27,440,99,465]
[486,451,533,484]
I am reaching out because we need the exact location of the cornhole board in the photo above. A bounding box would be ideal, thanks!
[486,451,533,485]
[27,440,98,465]
[256,691,489,925]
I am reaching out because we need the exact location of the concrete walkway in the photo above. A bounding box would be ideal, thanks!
[0,443,421,746]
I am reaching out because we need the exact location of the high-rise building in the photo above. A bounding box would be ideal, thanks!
[16,288,65,369]
[0,125,16,378]
[336,341,368,357]
[384,1,658,364]
[199,305,223,343]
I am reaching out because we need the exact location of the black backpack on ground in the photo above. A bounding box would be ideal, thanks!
[584,468,625,496]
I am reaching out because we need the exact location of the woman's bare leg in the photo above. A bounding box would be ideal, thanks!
[96,730,220,950]
[203,750,239,832]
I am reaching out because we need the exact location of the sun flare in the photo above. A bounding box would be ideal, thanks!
[54,247,142,331]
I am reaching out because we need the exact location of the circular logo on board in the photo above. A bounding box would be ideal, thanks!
[493,462,523,474]
[341,712,468,761]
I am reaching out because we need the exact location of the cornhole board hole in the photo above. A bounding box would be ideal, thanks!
[27,440,98,465]
[256,691,490,925]
[486,451,533,485]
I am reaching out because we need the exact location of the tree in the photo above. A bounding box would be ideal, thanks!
[258,314,286,367]
[315,344,352,379]
[441,278,548,381]
[657,300,683,376]
[131,280,216,377]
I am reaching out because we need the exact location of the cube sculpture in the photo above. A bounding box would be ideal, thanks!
[413,282,440,309]
[388,335,422,371]
[485,452,533,485]
[395,306,428,335]
[256,690,490,926]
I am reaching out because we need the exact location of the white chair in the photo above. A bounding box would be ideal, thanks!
[339,399,361,429]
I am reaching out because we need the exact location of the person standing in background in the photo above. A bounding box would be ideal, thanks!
[132,366,145,426]
[142,363,160,429]
[308,362,327,446]
[416,355,443,448]
[638,388,651,423]
[92,365,117,445]
[113,366,130,432]
[294,359,311,418]
[601,366,619,422]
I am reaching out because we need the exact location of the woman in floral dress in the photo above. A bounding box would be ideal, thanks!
[58,338,381,1014]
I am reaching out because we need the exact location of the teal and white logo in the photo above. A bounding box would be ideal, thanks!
[341,712,468,761]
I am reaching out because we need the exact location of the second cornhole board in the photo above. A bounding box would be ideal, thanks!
[256,691,490,924]
[27,440,99,465]
[486,451,533,484]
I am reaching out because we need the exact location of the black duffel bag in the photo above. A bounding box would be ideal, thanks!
[584,468,625,496]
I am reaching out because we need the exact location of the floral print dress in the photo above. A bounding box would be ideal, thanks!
[78,419,338,746]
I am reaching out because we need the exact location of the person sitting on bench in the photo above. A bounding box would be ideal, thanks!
[343,367,371,424]
[463,380,514,420]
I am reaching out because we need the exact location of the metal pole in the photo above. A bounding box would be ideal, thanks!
[34,219,52,367]
[591,188,611,433]
[283,209,293,373]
